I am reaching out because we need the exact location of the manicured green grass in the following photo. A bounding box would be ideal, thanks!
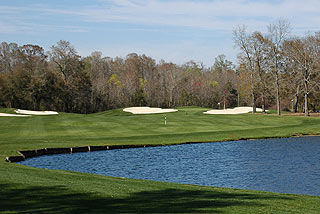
[1,107,320,213]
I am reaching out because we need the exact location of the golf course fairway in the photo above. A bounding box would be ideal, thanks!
[1,107,320,213]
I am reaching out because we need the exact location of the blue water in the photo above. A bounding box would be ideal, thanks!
[20,136,320,196]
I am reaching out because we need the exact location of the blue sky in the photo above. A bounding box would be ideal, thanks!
[1,0,319,66]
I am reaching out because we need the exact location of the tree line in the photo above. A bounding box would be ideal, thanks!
[0,21,319,115]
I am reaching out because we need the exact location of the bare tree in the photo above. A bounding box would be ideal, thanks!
[233,26,257,113]
[0,42,19,74]
[251,32,269,112]
[265,19,290,115]
[158,61,182,107]
[49,40,80,81]
[284,34,320,116]
[282,55,303,113]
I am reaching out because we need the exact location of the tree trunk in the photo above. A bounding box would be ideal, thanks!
[304,92,309,116]
[261,93,266,113]
[304,76,309,116]
[251,71,256,114]
[275,72,281,115]
[294,84,300,113]
[169,87,174,108]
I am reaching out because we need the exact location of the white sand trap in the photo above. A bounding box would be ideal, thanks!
[204,107,265,115]
[15,109,59,115]
[123,107,178,114]
[0,113,31,117]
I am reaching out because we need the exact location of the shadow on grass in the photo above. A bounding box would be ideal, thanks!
[0,183,292,213]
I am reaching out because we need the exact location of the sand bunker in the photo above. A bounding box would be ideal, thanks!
[0,113,31,117]
[123,107,178,114]
[204,107,265,115]
[15,109,59,115]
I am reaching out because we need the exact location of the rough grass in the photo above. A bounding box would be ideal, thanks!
[1,107,320,213]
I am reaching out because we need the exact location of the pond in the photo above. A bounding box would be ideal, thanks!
[20,136,320,196]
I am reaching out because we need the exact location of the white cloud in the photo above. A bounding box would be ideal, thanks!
[1,0,319,65]
[80,0,320,32]
[1,0,319,34]
[0,21,17,33]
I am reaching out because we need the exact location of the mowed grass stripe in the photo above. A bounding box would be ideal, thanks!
[0,108,318,144]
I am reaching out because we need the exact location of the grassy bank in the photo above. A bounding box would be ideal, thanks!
[1,107,320,213]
